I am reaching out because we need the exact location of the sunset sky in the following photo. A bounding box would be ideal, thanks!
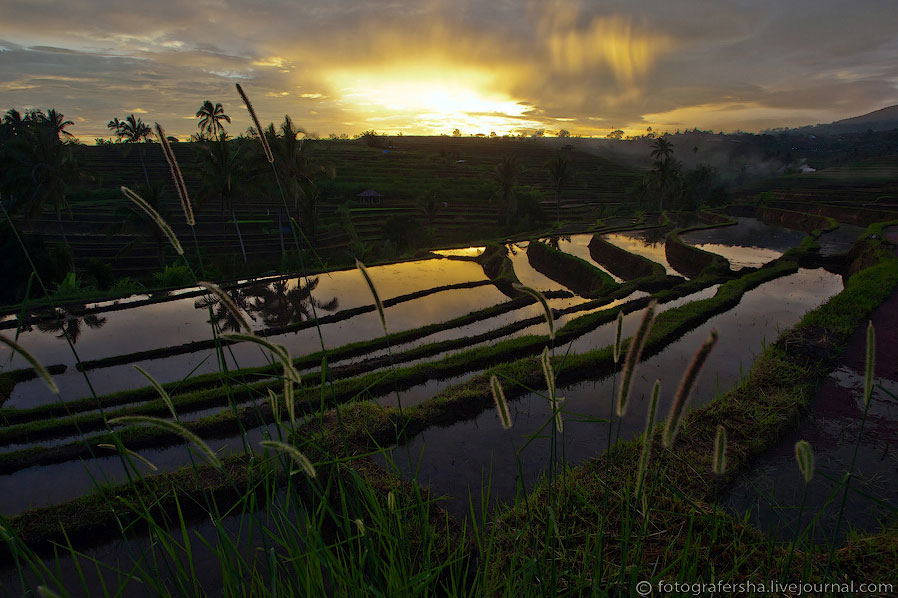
[2,0,897,141]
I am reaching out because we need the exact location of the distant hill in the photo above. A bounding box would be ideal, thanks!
[792,104,898,135]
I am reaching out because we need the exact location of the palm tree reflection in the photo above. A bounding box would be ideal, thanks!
[35,309,107,344]
[196,277,339,332]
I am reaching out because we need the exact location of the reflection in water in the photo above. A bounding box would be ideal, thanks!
[541,235,571,250]
[681,217,806,269]
[34,309,108,344]
[197,278,340,331]
[601,230,676,274]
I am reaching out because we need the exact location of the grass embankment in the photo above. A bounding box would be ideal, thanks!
[482,237,898,590]
[476,243,522,296]
[525,240,616,296]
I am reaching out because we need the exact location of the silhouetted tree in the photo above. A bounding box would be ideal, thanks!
[196,100,231,139]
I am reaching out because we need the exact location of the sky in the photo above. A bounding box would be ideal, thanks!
[1,0,897,142]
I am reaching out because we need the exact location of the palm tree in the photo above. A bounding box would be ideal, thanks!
[650,137,674,163]
[43,109,75,141]
[5,119,78,244]
[115,114,152,186]
[36,308,106,344]
[199,134,250,263]
[266,115,331,240]
[492,156,522,226]
[546,153,572,223]
[196,100,231,139]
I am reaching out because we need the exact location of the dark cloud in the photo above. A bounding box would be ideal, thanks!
[1,0,896,139]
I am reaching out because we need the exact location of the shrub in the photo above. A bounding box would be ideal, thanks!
[84,258,115,290]
[152,264,194,288]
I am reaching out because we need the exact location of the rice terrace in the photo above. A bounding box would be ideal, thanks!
[2,3,898,596]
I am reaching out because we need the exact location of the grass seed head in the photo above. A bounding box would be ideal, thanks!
[663,329,718,447]
[616,301,657,416]
[121,186,184,256]
[864,320,875,407]
[795,440,814,483]
[236,83,274,163]
[490,374,512,429]
[198,281,254,334]
[613,309,624,364]
[0,333,59,394]
[512,283,554,340]
[634,379,660,498]
[356,259,387,334]
[261,440,316,478]
[712,425,728,475]
[154,122,194,225]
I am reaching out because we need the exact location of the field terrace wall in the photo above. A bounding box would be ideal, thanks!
[525,241,615,297]
[770,201,898,228]
[664,215,734,279]
[587,233,669,288]
[757,206,835,233]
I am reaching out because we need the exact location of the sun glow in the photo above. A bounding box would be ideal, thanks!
[326,64,542,135]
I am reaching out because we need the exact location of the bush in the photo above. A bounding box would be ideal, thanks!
[0,223,72,305]
[152,264,194,288]
[110,277,142,295]
[84,258,115,290]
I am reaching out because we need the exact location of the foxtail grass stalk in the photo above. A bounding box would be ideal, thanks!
[121,186,184,256]
[260,440,316,478]
[785,440,815,578]
[712,425,727,475]
[356,259,387,335]
[97,443,158,471]
[663,329,718,447]
[634,379,661,498]
[154,123,194,225]
[198,281,254,334]
[236,83,274,163]
[612,309,624,364]
[827,321,875,570]
[0,333,59,394]
[108,415,223,471]
[540,347,563,432]
[490,375,512,429]
[133,365,177,418]
[617,301,656,416]
[512,283,554,340]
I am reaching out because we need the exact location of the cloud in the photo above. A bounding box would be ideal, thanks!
[0,0,896,139]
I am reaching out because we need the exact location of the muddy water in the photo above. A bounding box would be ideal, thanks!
[817,224,865,256]
[601,229,677,274]
[680,217,806,269]
[379,269,844,519]
[723,266,898,541]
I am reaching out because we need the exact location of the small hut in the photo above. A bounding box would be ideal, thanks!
[357,189,383,205]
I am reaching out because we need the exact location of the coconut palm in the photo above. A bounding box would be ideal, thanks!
[4,119,78,244]
[198,134,250,262]
[43,109,75,141]
[196,100,231,139]
[117,114,151,143]
[650,136,674,163]
[546,153,572,223]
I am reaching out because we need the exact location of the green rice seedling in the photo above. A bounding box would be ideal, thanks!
[712,425,727,475]
[512,283,554,340]
[236,83,274,163]
[133,364,177,418]
[613,309,624,364]
[0,333,59,394]
[197,281,254,334]
[260,440,316,478]
[490,374,512,429]
[617,301,657,416]
[634,379,661,498]
[121,185,184,256]
[107,415,223,471]
[663,329,718,447]
[356,259,387,334]
[154,122,194,226]
[97,442,158,471]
